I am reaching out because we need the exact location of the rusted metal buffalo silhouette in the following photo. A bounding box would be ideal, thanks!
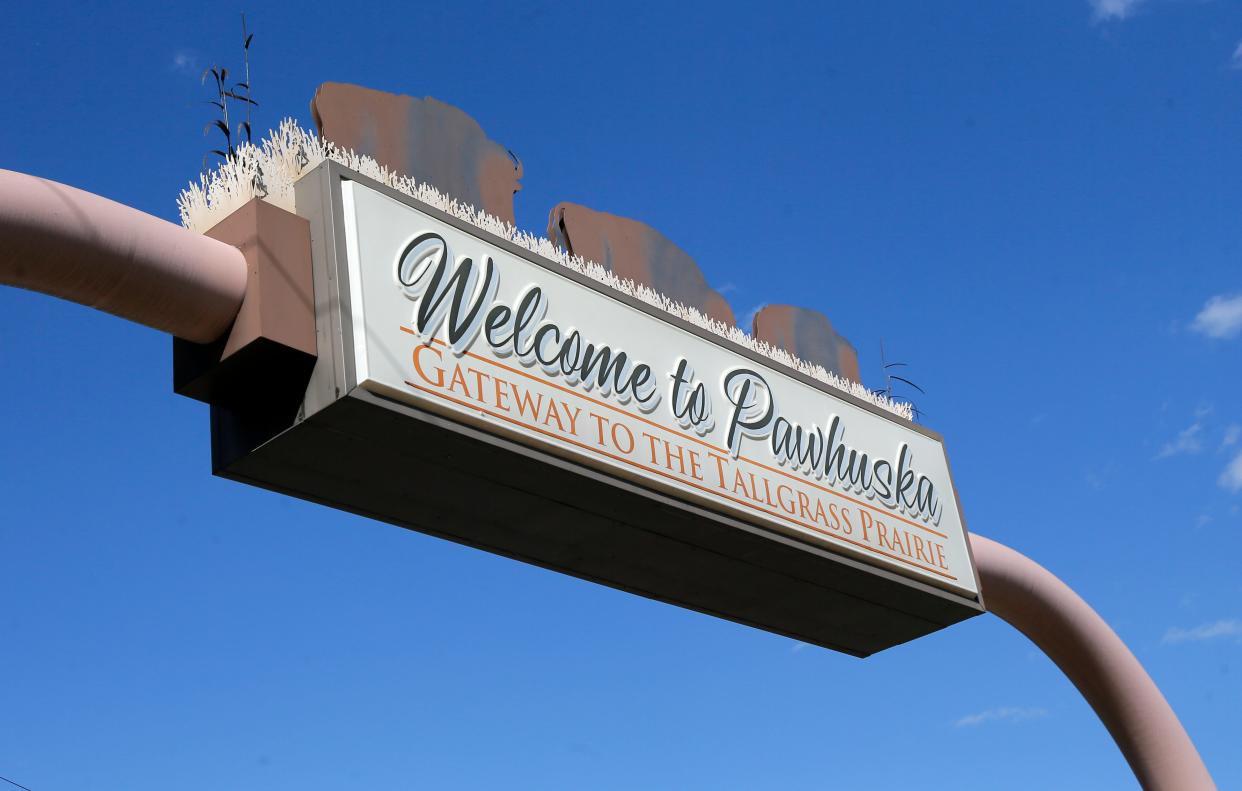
[547,201,736,327]
[311,82,522,224]
[312,82,861,383]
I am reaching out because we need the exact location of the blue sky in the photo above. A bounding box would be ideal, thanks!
[2,1,1241,788]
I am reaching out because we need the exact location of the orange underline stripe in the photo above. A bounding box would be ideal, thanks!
[399,373,956,581]
[398,326,948,540]
[401,326,725,453]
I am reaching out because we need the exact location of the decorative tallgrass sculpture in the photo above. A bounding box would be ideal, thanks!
[178,119,914,421]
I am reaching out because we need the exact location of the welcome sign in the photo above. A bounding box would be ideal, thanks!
[337,179,978,598]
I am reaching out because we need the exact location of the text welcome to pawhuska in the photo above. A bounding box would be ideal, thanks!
[392,232,945,531]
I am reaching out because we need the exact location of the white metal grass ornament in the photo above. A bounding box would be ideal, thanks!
[178,119,914,421]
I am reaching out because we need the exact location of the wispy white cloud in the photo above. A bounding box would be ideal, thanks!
[1089,0,1144,21]
[1191,293,1242,339]
[1220,452,1242,493]
[1162,619,1242,644]
[1156,422,1203,459]
[740,302,767,332]
[1084,460,1118,490]
[171,49,199,76]
[954,707,1048,728]
[1232,42,1242,69]
[1223,424,1241,450]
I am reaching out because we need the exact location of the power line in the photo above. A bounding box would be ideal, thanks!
[0,775,34,791]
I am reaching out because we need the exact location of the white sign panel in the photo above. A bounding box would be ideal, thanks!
[339,180,978,597]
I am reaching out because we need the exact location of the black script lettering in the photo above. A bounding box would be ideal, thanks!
[723,368,775,456]
[670,358,714,434]
[396,232,497,354]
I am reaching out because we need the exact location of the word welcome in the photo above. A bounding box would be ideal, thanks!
[396,232,661,411]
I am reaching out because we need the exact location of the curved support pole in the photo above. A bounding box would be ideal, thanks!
[0,169,1215,788]
[0,169,247,343]
[970,533,1215,790]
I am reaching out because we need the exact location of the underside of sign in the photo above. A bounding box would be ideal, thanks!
[200,161,983,657]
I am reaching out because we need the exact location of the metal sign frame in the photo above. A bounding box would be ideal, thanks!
[205,160,983,656]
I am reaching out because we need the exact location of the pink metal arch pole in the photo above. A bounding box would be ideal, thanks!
[0,168,246,343]
[970,534,1215,790]
[0,169,1216,790]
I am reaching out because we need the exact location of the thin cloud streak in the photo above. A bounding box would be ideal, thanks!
[954,707,1048,728]
[1223,424,1241,449]
[1162,619,1242,644]
[1156,422,1203,459]
[740,302,767,333]
[1089,0,1144,21]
